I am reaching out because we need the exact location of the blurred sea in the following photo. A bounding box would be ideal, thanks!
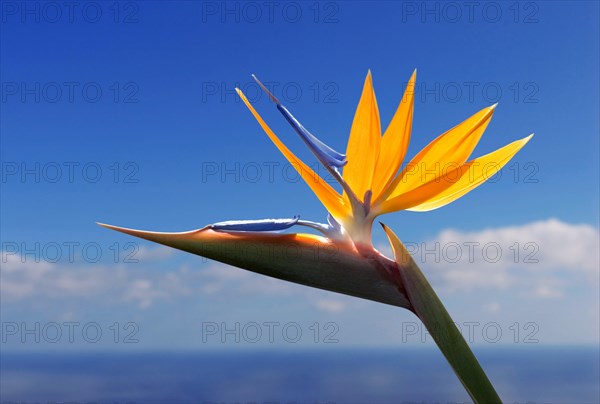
[1,347,598,403]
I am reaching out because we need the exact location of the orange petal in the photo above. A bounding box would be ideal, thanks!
[376,161,468,214]
[342,71,381,202]
[407,134,534,211]
[371,69,416,200]
[236,88,349,221]
[378,134,533,213]
[384,104,497,201]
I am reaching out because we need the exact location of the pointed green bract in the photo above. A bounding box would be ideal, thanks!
[98,223,411,309]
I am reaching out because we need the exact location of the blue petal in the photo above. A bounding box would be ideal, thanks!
[210,216,300,232]
[276,104,347,168]
[252,74,346,169]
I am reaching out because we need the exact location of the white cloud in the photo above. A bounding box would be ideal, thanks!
[434,218,598,274]
[408,218,599,297]
[533,284,564,299]
[197,264,296,296]
[483,302,500,313]
[313,299,346,314]
[134,245,175,261]
[2,218,597,314]
[0,254,188,309]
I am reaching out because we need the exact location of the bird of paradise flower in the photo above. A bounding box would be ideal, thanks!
[100,70,532,403]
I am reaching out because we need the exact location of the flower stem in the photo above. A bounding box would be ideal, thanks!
[381,224,502,404]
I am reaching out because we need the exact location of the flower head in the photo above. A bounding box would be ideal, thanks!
[235,71,532,246]
[99,70,529,403]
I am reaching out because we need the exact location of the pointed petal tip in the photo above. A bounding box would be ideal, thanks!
[520,133,534,144]
[97,222,119,231]
[96,222,154,236]
[252,74,280,104]
[97,222,213,255]
[97,222,202,236]
[97,222,138,233]
[518,133,535,144]
[97,222,148,238]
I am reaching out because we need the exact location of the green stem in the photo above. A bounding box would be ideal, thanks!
[381,224,502,403]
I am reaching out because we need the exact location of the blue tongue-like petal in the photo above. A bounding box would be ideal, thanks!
[276,104,347,168]
[211,216,300,232]
[210,216,344,239]
[252,75,347,169]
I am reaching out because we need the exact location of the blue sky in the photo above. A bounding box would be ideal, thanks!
[1,1,599,350]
